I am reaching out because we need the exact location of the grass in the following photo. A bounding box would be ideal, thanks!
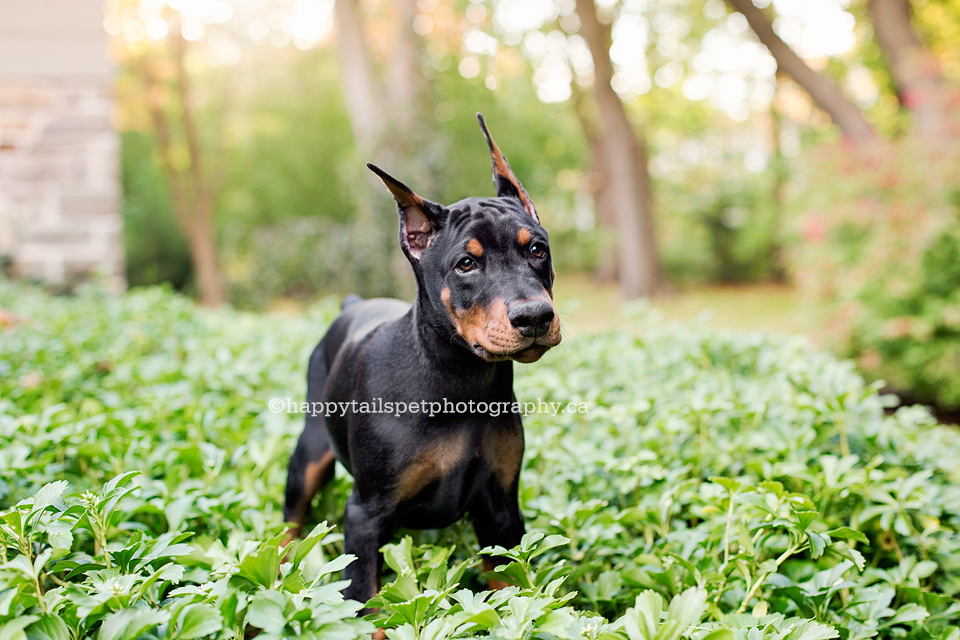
[554,273,823,339]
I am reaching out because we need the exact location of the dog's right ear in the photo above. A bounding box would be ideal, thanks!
[367,163,444,261]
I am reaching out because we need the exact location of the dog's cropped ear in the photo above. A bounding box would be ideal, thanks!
[476,113,539,224]
[368,163,444,261]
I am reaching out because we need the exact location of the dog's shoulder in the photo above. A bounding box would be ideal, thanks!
[324,297,410,357]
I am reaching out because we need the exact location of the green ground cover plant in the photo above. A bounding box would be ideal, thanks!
[1,282,959,639]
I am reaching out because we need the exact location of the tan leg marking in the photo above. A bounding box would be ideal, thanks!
[482,558,511,590]
[287,450,336,539]
[395,430,470,501]
[483,427,524,491]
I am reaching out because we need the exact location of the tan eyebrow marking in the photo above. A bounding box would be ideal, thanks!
[466,238,484,257]
[517,228,532,245]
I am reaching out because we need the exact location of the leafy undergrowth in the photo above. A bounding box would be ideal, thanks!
[1,282,959,639]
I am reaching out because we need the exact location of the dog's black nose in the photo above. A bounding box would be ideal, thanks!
[508,300,555,338]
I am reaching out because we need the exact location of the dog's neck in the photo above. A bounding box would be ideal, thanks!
[406,290,513,396]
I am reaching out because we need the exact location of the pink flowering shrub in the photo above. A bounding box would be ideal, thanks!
[788,114,960,409]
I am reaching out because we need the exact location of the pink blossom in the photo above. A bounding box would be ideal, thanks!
[803,217,826,242]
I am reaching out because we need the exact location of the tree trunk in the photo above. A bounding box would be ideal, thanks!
[629,127,658,290]
[388,0,423,130]
[385,0,431,298]
[171,32,225,306]
[571,83,617,282]
[334,0,383,153]
[183,201,223,308]
[575,0,661,298]
[335,0,428,297]
[139,37,225,307]
[724,0,875,143]
[768,73,787,282]
[868,0,944,133]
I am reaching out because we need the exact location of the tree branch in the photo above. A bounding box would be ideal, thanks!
[868,0,944,132]
[724,0,875,142]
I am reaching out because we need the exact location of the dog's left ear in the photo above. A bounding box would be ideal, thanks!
[476,113,539,224]
[367,163,444,261]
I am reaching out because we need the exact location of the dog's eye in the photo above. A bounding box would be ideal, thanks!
[529,242,547,259]
[455,257,477,273]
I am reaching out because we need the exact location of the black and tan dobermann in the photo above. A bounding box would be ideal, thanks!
[283,114,561,608]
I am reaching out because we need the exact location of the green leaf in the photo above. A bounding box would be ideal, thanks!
[783,620,839,640]
[807,532,828,559]
[659,587,707,640]
[98,607,168,640]
[30,481,69,516]
[885,603,929,626]
[709,477,741,493]
[291,521,333,567]
[382,537,416,576]
[0,616,38,640]
[177,603,223,639]
[491,561,532,590]
[315,553,355,580]
[830,542,866,572]
[623,591,663,640]
[45,520,73,550]
[24,614,70,640]
[533,535,571,557]
[827,528,869,545]
[236,533,285,588]
[246,591,288,633]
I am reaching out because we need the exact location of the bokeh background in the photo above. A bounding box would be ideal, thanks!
[2,0,959,415]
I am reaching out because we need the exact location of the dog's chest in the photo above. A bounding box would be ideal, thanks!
[394,421,523,528]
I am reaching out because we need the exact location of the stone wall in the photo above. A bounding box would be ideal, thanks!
[0,0,124,291]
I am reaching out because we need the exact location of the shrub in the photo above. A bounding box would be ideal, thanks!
[658,169,785,286]
[121,132,192,291]
[222,216,405,310]
[1,282,959,638]
[787,121,960,410]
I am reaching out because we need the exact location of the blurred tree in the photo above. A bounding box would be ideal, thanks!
[135,27,226,306]
[575,0,661,298]
[570,83,617,282]
[868,0,948,133]
[726,0,957,143]
[332,0,437,297]
[334,0,383,152]
[107,0,960,309]
[723,0,876,142]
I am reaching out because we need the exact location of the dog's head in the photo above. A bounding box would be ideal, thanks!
[368,114,560,363]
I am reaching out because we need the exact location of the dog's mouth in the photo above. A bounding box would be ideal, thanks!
[441,290,562,363]
[470,334,560,363]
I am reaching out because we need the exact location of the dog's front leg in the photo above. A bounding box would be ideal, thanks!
[342,490,393,613]
[470,482,526,590]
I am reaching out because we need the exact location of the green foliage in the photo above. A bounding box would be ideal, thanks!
[658,170,785,285]
[122,131,192,291]
[787,126,960,410]
[120,49,587,307]
[223,217,407,310]
[2,282,960,638]
[634,91,787,286]
[215,50,357,231]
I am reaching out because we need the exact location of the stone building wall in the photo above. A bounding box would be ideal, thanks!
[0,0,124,290]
